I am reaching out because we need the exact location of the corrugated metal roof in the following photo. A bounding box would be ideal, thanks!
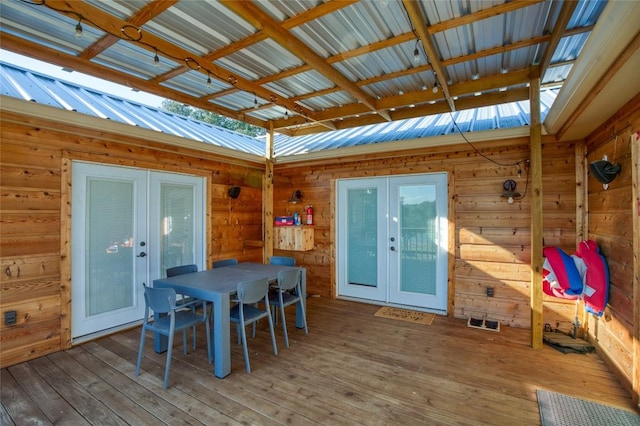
[0,61,265,156]
[0,0,609,136]
[1,60,559,158]
[273,91,557,157]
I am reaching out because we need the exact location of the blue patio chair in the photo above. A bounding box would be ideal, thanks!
[269,256,295,266]
[166,264,212,362]
[269,268,308,347]
[135,283,211,389]
[166,264,198,277]
[212,258,238,268]
[229,277,278,373]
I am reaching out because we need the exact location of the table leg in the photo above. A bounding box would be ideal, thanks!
[213,292,231,378]
[296,268,307,329]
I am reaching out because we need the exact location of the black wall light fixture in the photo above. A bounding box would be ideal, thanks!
[288,190,302,204]
[589,158,621,189]
[228,186,241,199]
[501,179,521,204]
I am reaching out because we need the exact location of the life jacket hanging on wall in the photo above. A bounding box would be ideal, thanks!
[574,240,609,317]
[541,240,609,317]
[542,246,583,299]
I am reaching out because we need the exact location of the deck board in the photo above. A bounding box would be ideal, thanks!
[1,298,637,425]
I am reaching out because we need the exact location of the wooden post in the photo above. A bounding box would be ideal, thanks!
[264,123,275,263]
[632,131,640,408]
[575,140,588,335]
[529,77,543,349]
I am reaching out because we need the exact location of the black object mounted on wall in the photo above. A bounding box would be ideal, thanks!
[288,190,302,203]
[228,185,241,199]
[589,160,621,185]
[501,179,521,204]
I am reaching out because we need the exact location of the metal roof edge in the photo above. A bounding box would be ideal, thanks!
[273,126,532,165]
[0,95,266,166]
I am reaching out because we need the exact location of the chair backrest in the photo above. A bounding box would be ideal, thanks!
[212,258,238,268]
[270,256,295,266]
[143,284,176,314]
[166,264,197,277]
[236,277,269,305]
[277,268,301,292]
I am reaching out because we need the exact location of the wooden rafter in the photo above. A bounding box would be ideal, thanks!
[402,0,456,112]
[274,67,535,130]
[149,0,357,84]
[42,0,316,122]
[220,0,382,116]
[538,1,578,77]
[426,0,544,34]
[4,0,600,137]
[273,86,530,134]
[0,32,268,128]
[78,0,178,60]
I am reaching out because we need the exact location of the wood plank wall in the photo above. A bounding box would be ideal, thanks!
[0,111,264,368]
[273,135,579,329]
[584,96,640,396]
[2,99,637,396]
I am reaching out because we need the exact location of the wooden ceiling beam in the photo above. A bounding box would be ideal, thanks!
[442,35,550,67]
[426,0,544,34]
[161,0,588,118]
[538,1,578,78]
[79,0,178,60]
[276,68,533,128]
[151,0,357,84]
[449,68,537,96]
[402,0,456,112]
[259,24,590,99]
[275,86,529,136]
[0,32,268,129]
[42,0,315,122]
[221,0,380,113]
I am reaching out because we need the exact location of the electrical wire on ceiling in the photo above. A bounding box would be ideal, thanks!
[449,111,530,201]
[18,0,298,116]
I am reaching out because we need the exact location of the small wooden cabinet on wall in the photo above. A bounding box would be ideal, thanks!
[274,226,314,251]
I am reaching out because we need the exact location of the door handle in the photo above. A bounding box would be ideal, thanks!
[137,251,147,258]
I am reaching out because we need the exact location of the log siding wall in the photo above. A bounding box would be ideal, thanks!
[0,111,264,367]
[1,99,638,402]
[584,96,640,397]
[273,136,579,329]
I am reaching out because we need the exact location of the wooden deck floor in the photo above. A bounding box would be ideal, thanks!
[1,297,636,425]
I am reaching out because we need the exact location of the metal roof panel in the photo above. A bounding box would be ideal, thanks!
[0,61,265,155]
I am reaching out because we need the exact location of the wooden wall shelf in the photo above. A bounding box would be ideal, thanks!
[274,226,314,251]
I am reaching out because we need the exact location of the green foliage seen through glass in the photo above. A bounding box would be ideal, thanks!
[161,100,265,138]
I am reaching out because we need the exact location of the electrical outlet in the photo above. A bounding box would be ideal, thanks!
[5,310,17,326]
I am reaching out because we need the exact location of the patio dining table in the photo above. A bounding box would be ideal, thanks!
[153,262,306,378]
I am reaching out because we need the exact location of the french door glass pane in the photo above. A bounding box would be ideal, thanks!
[399,184,437,295]
[160,183,195,274]
[347,188,378,287]
[86,179,134,315]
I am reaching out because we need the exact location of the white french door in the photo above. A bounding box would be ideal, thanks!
[337,173,448,313]
[71,162,205,340]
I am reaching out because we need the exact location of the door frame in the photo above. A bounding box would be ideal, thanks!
[70,161,207,342]
[335,172,450,313]
[60,155,211,348]
[70,162,150,340]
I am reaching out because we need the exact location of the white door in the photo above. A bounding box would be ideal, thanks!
[71,162,205,340]
[337,173,448,313]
